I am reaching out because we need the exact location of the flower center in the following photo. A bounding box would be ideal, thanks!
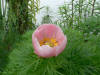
[39,38,58,47]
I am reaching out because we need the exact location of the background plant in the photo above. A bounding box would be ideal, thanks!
[57,0,100,34]
[41,6,52,24]
[0,0,40,73]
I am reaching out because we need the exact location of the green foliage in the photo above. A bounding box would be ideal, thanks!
[58,0,100,28]
[0,0,3,30]
[41,7,52,24]
[41,15,52,24]
[9,0,29,34]
[28,0,40,28]
[75,16,100,35]
[58,3,71,27]
[0,31,20,74]
[1,28,100,75]
[0,0,19,50]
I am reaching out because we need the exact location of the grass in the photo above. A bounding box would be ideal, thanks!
[1,28,100,75]
[0,30,20,74]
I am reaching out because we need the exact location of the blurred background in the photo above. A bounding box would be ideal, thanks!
[0,0,100,75]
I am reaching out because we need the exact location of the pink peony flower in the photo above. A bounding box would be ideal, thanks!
[32,24,67,58]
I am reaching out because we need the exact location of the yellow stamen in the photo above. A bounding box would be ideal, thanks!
[39,37,58,47]
[39,41,44,46]
[51,38,56,43]
[44,38,49,42]
[54,42,58,46]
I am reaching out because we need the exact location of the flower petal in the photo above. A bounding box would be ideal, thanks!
[35,24,59,39]
[32,32,40,55]
[36,45,56,58]
[55,26,65,44]
[55,36,67,56]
